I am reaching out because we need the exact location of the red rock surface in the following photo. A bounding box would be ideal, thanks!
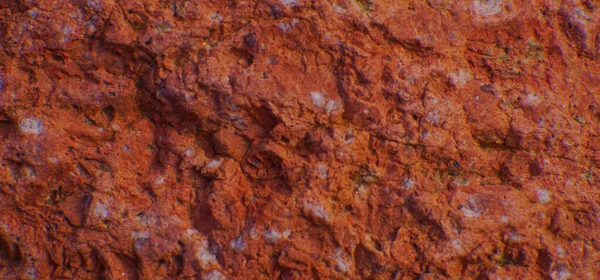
[1,0,600,279]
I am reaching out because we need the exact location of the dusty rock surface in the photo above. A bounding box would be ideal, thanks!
[1,0,600,279]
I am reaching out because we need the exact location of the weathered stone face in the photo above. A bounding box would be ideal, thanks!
[0,0,599,279]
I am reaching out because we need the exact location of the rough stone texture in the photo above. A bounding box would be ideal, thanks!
[0,0,599,279]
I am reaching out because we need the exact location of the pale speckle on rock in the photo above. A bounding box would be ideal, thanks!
[137,213,157,227]
[264,229,282,244]
[453,178,470,186]
[331,247,350,274]
[325,100,342,115]
[451,239,464,252]
[197,240,217,265]
[551,264,572,280]
[462,197,485,218]
[521,93,541,107]
[556,246,565,258]
[473,0,503,17]
[462,207,480,218]
[184,148,195,157]
[355,185,368,200]
[184,228,199,239]
[65,9,84,23]
[230,235,246,251]
[132,231,150,239]
[316,164,328,179]
[537,118,546,127]
[132,231,150,251]
[304,202,331,222]
[310,91,326,108]
[86,0,102,11]
[279,0,298,8]
[277,22,292,33]
[155,177,166,185]
[344,129,355,144]
[249,227,258,239]
[401,177,415,190]
[25,268,36,279]
[507,231,521,243]
[333,4,345,14]
[203,270,226,280]
[426,111,441,126]
[28,8,39,18]
[63,24,72,35]
[83,21,96,36]
[206,159,222,169]
[571,8,591,24]
[22,165,36,180]
[93,203,109,219]
[449,69,472,88]
[537,189,551,204]
[20,118,44,136]
[209,13,223,23]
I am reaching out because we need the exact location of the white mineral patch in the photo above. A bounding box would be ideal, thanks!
[203,270,226,280]
[537,189,551,204]
[325,100,342,115]
[93,203,108,219]
[197,240,217,265]
[209,13,223,23]
[206,159,222,169]
[333,4,345,14]
[451,239,463,250]
[551,267,572,280]
[155,177,166,185]
[426,111,441,125]
[279,0,298,8]
[331,247,350,273]
[556,246,565,258]
[230,235,246,251]
[20,117,43,136]
[184,148,195,157]
[249,227,258,239]
[316,164,328,179]
[132,231,150,239]
[310,91,326,108]
[474,0,503,17]
[449,69,472,88]
[401,177,415,190]
[522,93,541,107]
[277,22,292,33]
[264,229,282,243]
[304,202,331,222]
